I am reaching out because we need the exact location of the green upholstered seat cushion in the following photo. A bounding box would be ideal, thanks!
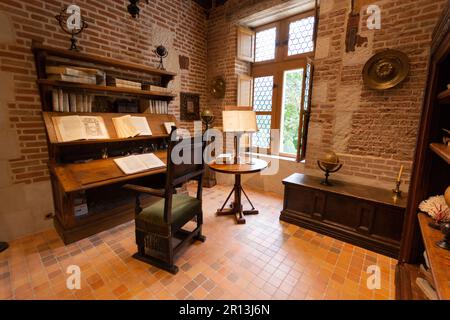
[137,194,201,228]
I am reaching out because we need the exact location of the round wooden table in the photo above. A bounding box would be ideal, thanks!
[208,158,268,224]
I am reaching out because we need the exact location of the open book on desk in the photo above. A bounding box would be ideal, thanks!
[113,115,153,138]
[52,115,109,142]
[114,153,166,175]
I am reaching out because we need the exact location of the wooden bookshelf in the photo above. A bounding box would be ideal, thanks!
[32,43,180,244]
[418,214,450,300]
[396,4,450,300]
[38,79,177,100]
[437,88,450,104]
[32,42,176,83]
[32,42,177,111]
[430,143,450,164]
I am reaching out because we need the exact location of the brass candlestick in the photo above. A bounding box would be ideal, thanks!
[392,180,402,199]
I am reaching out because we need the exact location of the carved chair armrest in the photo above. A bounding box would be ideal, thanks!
[123,184,165,198]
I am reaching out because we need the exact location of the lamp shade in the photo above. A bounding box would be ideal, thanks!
[222,110,258,133]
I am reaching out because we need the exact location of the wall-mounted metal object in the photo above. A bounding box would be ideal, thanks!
[210,76,226,99]
[154,45,169,70]
[363,49,410,90]
[55,5,88,51]
[128,0,149,18]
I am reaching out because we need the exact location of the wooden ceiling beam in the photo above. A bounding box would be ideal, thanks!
[193,0,227,10]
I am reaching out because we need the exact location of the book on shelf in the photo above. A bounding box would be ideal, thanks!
[52,115,109,142]
[62,92,70,112]
[48,73,97,85]
[53,90,93,112]
[112,115,152,138]
[47,65,106,85]
[74,192,88,217]
[140,99,169,114]
[142,84,170,93]
[47,66,98,77]
[114,153,166,175]
[69,94,77,112]
[107,77,142,89]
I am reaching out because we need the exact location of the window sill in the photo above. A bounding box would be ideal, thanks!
[245,152,305,163]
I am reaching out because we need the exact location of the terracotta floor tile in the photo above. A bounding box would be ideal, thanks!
[0,184,396,300]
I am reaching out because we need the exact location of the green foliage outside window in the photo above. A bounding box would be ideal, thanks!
[281,70,303,154]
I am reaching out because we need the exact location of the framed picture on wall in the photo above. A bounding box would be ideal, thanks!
[180,92,200,121]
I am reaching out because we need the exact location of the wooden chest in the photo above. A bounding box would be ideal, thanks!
[280,173,407,258]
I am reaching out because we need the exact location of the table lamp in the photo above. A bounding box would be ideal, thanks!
[222,109,258,165]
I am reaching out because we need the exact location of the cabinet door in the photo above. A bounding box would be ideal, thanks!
[323,194,360,229]
[285,186,315,216]
[356,203,375,235]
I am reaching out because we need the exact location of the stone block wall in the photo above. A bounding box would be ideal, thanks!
[304,0,446,190]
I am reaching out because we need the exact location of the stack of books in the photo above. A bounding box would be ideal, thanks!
[142,84,171,93]
[46,66,100,85]
[107,77,142,90]
[52,89,94,113]
[74,192,89,218]
[140,99,169,114]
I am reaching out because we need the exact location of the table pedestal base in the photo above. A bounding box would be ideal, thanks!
[216,174,258,224]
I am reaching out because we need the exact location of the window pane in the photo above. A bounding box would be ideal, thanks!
[280,69,304,155]
[255,27,276,62]
[253,76,273,112]
[254,115,271,149]
[288,16,315,56]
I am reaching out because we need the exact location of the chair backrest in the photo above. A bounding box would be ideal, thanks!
[163,130,205,224]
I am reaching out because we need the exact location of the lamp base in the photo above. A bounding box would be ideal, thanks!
[0,242,8,253]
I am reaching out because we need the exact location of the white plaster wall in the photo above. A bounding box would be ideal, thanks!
[215,155,305,195]
[0,12,53,242]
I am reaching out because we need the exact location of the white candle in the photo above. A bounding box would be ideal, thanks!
[397,165,404,182]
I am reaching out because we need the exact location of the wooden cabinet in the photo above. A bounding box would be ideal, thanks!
[281,174,406,258]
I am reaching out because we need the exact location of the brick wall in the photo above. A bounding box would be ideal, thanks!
[0,0,207,240]
[304,0,446,191]
[0,0,207,184]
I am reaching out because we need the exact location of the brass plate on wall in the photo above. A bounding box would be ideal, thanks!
[210,76,226,99]
[363,49,410,90]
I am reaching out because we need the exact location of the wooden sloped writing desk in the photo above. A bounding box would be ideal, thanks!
[50,150,169,245]
[51,150,167,193]
[42,112,177,244]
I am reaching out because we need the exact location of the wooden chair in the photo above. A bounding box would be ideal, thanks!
[124,131,206,274]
